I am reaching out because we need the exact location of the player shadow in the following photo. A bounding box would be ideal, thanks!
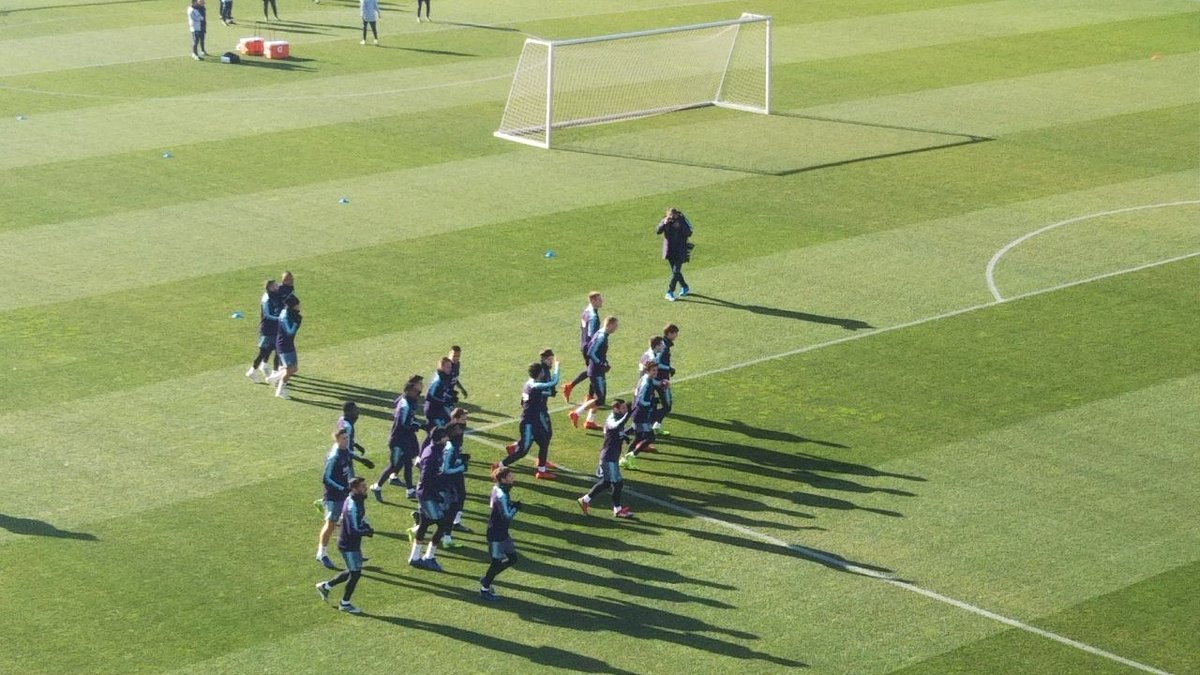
[0,514,98,541]
[380,46,477,57]
[367,614,641,674]
[288,396,393,421]
[366,572,806,668]
[679,294,874,331]
[287,376,396,408]
[440,20,522,33]
[256,23,336,36]
[670,413,850,447]
[3,0,156,13]
[233,59,318,72]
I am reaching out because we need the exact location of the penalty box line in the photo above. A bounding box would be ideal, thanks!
[460,253,1194,675]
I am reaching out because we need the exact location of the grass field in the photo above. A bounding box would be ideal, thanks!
[1,0,1198,673]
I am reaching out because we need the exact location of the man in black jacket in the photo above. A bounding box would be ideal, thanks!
[656,208,693,302]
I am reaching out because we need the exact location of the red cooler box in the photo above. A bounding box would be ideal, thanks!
[264,40,290,59]
[237,37,264,55]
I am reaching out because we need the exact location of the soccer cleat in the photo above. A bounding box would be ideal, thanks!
[275,386,289,400]
[534,469,557,480]
[452,522,472,533]
[568,410,580,428]
[614,507,635,519]
[480,587,500,601]
[562,381,575,402]
[410,510,420,526]
[191,53,202,60]
[319,555,339,570]
[199,50,208,57]
[544,460,559,470]
[405,488,417,500]
[577,497,590,515]
[406,526,416,543]
[312,498,324,512]
[678,286,690,297]
[584,421,603,431]
[388,477,404,487]
[315,582,329,602]
[440,538,463,549]
[370,485,383,503]
[338,601,362,614]
[505,442,517,455]
[245,367,261,384]
[655,427,671,437]
[664,292,675,302]
[359,39,366,45]
[373,39,379,45]
[421,558,444,572]
[620,453,638,470]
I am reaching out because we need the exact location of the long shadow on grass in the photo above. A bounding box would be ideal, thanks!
[287,375,396,409]
[365,570,806,668]
[679,293,874,331]
[367,614,639,674]
[0,514,97,541]
[670,413,849,447]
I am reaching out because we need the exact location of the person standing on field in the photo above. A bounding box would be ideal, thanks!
[657,208,693,302]
[360,0,379,45]
[188,0,207,60]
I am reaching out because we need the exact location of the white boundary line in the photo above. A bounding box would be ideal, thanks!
[985,200,1200,302]
[458,251,1198,675]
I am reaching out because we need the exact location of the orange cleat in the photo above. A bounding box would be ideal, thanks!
[584,421,603,431]
[562,381,575,403]
[534,469,557,480]
[505,442,517,455]
[568,410,580,428]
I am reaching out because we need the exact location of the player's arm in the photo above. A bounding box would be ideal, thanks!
[606,412,630,430]
[323,457,346,492]
[497,490,519,520]
[440,445,465,475]
[352,454,375,469]
[262,295,279,320]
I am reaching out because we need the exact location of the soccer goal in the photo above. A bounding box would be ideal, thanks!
[494,13,771,149]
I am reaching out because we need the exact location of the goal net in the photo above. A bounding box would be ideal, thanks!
[495,13,771,149]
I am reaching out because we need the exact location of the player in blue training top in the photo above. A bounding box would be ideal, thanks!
[246,279,281,384]
[447,345,469,406]
[479,465,521,601]
[563,292,603,403]
[337,401,375,475]
[653,324,679,436]
[267,294,301,399]
[621,362,665,469]
[371,376,423,501]
[570,315,618,431]
[316,428,353,570]
[315,476,374,614]
[408,427,461,571]
[577,399,635,519]
[502,354,560,480]
[440,407,471,548]
[423,357,455,436]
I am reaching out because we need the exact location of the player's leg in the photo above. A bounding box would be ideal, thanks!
[502,423,534,467]
[337,551,364,612]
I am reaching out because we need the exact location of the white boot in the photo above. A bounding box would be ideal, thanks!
[245,367,261,383]
[275,382,289,399]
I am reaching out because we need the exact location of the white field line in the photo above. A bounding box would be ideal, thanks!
[457,250,1197,675]
[985,201,1200,302]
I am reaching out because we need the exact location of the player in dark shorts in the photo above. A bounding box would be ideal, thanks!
[563,292,602,403]
[479,465,521,601]
[317,428,353,570]
[502,356,560,480]
[267,294,301,399]
[447,345,469,406]
[621,362,664,468]
[423,357,455,436]
[654,324,679,436]
[408,427,461,571]
[371,376,423,501]
[577,399,635,518]
[315,477,374,613]
[246,279,281,383]
[440,407,470,547]
[570,315,618,430]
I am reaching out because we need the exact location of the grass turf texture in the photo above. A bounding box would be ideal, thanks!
[1,0,1197,673]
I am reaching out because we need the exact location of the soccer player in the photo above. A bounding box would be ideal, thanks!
[503,356,560,480]
[371,376,423,501]
[315,477,375,614]
[621,362,664,468]
[267,294,301,399]
[423,357,455,435]
[654,324,680,436]
[578,399,635,518]
[408,427,458,571]
[563,292,602,403]
[570,316,617,430]
[359,0,379,45]
[440,407,470,547]
[415,0,429,22]
[246,279,281,383]
[447,345,469,406]
[479,465,521,601]
[337,401,375,476]
[657,208,693,301]
[317,428,353,570]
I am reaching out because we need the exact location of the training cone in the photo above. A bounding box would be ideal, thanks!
[230,311,244,319]
[1150,53,1162,60]
[162,152,173,159]
[544,250,555,258]
[16,115,27,121]
[338,197,350,204]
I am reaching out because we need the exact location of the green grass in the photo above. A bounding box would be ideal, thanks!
[1,0,1197,673]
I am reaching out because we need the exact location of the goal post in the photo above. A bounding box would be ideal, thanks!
[494,13,772,149]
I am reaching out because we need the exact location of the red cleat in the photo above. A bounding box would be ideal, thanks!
[562,381,574,403]
[505,442,517,455]
[577,497,589,515]
[584,421,603,431]
[613,507,635,519]
[568,410,580,428]
[534,469,557,480]
[545,460,559,470]
[639,445,658,454]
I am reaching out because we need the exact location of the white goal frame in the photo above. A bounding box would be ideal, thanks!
[494,13,772,149]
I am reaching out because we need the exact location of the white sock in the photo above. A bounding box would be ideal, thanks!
[613,506,622,514]
[586,411,595,423]
[409,541,421,562]
[574,402,588,415]
[652,421,662,430]
[317,545,327,558]
[423,542,437,559]
[369,483,379,491]
[276,381,286,395]
[581,495,591,503]
[453,511,462,525]
[442,534,454,545]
